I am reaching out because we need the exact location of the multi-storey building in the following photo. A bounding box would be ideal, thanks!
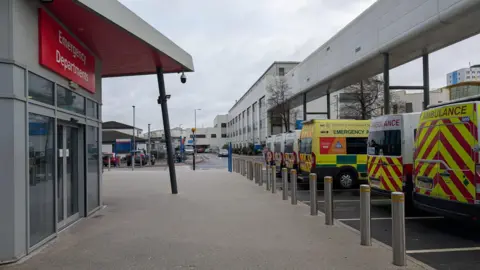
[447,65,480,86]
[227,62,299,148]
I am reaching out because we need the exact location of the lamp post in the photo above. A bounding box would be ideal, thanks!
[132,105,135,171]
[194,108,201,168]
[192,127,196,170]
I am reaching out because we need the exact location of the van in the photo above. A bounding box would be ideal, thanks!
[413,98,480,220]
[284,130,302,172]
[299,119,370,189]
[367,113,420,205]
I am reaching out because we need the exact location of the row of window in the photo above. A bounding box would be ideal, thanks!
[28,72,99,119]
[189,134,227,138]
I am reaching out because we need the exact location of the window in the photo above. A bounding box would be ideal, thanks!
[29,113,55,246]
[86,99,98,119]
[211,134,217,138]
[221,134,227,138]
[28,72,54,105]
[195,134,206,138]
[346,138,368,154]
[274,142,281,152]
[57,85,85,114]
[221,123,227,128]
[405,102,413,113]
[299,138,312,154]
[285,138,294,153]
[367,130,401,156]
[87,126,100,212]
[279,67,285,76]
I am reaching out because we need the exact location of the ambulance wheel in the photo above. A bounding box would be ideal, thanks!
[337,170,357,189]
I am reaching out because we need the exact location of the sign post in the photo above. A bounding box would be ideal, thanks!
[228,142,232,172]
[192,128,196,171]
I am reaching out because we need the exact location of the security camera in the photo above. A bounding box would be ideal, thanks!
[180,72,187,84]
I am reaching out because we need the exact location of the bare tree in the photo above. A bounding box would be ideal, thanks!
[266,77,297,131]
[340,76,406,119]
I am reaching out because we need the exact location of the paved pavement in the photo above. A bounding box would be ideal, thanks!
[3,169,430,270]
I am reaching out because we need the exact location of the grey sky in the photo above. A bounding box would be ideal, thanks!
[102,0,480,132]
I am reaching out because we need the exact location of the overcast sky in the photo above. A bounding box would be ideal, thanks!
[102,0,480,132]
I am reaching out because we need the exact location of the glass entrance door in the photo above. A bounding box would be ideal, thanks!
[57,123,79,228]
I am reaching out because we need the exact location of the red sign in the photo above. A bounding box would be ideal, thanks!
[38,9,96,93]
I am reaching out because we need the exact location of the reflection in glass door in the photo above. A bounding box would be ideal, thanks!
[57,123,79,228]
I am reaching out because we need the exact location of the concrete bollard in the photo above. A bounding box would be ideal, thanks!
[282,168,288,200]
[392,192,406,266]
[310,173,317,216]
[324,176,333,225]
[360,184,371,246]
[131,155,135,171]
[271,165,277,194]
[108,156,111,171]
[266,165,271,191]
[290,169,297,205]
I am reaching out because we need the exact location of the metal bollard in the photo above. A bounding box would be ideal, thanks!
[266,166,271,191]
[258,163,265,186]
[309,173,317,215]
[108,156,111,171]
[324,176,333,225]
[392,192,406,266]
[271,166,277,194]
[291,169,297,205]
[360,184,371,246]
[282,168,288,200]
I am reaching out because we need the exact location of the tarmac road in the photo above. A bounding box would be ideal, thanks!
[270,177,480,270]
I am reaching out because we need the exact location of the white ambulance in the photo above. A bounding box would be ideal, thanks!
[265,136,275,165]
[284,130,302,172]
[367,112,420,205]
[274,133,286,173]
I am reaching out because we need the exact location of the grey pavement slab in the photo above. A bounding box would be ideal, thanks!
[3,169,431,270]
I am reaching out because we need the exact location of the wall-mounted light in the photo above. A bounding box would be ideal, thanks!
[69,81,79,90]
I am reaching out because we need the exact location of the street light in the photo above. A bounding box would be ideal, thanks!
[193,109,201,170]
[132,105,136,171]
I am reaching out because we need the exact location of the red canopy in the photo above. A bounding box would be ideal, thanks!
[44,0,194,78]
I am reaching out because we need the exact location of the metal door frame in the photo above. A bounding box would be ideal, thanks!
[57,122,80,229]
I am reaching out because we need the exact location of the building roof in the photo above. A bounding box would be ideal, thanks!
[103,121,138,130]
[102,130,146,144]
[44,0,194,77]
[229,61,300,113]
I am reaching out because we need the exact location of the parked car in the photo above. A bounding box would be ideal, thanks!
[205,148,211,153]
[126,150,147,166]
[102,153,119,167]
[185,146,194,155]
[197,147,205,153]
[218,149,229,157]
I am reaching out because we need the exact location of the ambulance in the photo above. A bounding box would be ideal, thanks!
[413,97,480,220]
[274,133,286,173]
[367,113,420,205]
[284,130,302,172]
[265,136,275,165]
[299,119,370,189]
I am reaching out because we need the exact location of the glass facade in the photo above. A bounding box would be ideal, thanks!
[57,85,85,114]
[28,72,54,105]
[28,113,55,247]
[87,126,100,212]
[86,99,99,119]
[24,70,101,248]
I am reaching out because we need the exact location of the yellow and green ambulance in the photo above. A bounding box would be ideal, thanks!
[299,119,370,189]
